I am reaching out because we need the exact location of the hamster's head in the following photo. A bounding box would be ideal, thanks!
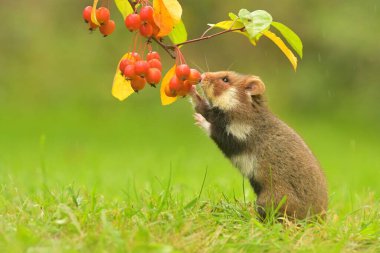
[200,71,266,111]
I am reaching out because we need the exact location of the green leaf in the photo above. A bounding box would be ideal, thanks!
[238,9,272,39]
[271,21,303,59]
[168,20,187,44]
[114,0,134,19]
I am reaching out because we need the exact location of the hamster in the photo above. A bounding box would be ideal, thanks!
[189,71,328,220]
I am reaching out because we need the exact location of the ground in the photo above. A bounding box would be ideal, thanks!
[1,99,379,252]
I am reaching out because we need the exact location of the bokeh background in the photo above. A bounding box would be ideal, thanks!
[1,0,379,209]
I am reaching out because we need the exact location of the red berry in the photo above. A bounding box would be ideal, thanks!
[179,80,193,96]
[148,59,162,71]
[164,84,176,97]
[131,76,146,92]
[124,64,136,79]
[146,68,162,85]
[125,14,141,31]
[134,60,149,77]
[139,6,154,23]
[96,7,110,24]
[147,51,160,61]
[188,69,202,84]
[130,52,141,61]
[99,20,115,37]
[175,64,190,81]
[119,59,133,73]
[83,6,92,23]
[89,20,99,31]
[139,23,153,37]
[169,76,183,92]
[177,80,192,97]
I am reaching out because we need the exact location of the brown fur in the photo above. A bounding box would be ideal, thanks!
[191,71,328,220]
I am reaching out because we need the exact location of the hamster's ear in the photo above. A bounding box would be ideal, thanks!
[244,76,266,95]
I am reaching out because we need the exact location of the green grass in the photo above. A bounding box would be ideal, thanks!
[1,175,379,252]
[1,99,380,252]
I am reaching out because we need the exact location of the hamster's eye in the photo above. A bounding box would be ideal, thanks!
[222,76,229,83]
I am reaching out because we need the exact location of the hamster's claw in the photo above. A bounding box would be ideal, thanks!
[190,85,197,94]
[194,113,211,136]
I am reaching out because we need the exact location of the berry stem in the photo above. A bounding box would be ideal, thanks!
[133,32,139,52]
[101,0,109,8]
[128,0,138,12]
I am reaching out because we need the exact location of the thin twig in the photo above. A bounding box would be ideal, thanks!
[201,26,214,38]
[151,27,245,59]
[151,37,176,59]
[175,27,245,47]
[201,19,239,40]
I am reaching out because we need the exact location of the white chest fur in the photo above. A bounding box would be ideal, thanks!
[226,121,252,141]
[230,153,258,178]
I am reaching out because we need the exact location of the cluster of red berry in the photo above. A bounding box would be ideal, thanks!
[83,6,115,36]
[125,6,160,38]
[82,2,203,101]
[119,51,163,92]
[165,65,201,97]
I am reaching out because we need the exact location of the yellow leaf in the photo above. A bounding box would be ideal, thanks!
[211,20,256,46]
[211,20,244,30]
[153,0,182,37]
[112,53,135,101]
[91,0,100,26]
[160,65,178,105]
[114,0,134,19]
[162,0,182,23]
[262,30,298,71]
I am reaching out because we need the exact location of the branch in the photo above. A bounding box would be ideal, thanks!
[174,27,245,47]
[147,27,245,60]
[151,37,176,59]
[127,1,245,59]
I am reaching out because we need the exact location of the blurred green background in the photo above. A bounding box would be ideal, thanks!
[1,0,379,206]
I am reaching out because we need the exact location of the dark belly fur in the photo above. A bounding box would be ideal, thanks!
[207,108,247,157]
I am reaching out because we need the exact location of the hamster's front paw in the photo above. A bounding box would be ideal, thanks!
[194,113,211,136]
[189,87,201,102]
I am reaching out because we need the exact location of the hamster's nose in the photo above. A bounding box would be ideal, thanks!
[201,73,206,80]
